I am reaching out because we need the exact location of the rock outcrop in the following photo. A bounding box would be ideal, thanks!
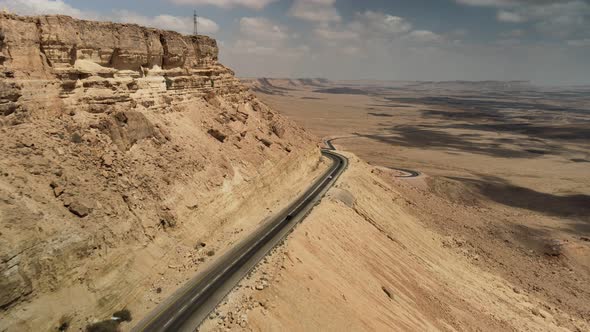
[0,13,246,118]
[0,14,321,331]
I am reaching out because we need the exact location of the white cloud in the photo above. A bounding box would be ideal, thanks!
[531,2,590,36]
[0,1,218,35]
[495,38,522,46]
[455,0,566,7]
[289,0,341,23]
[455,0,590,36]
[340,46,360,55]
[450,29,469,37]
[0,0,89,18]
[169,0,277,10]
[231,39,308,57]
[501,29,526,37]
[312,11,414,45]
[232,40,276,56]
[351,11,413,38]
[497,10,525,22]
[239,17,288,41]
[113,10,219,35]
[221,15,309,77]
[314,27,358,40]
[567,38,590,47]
[311,10,446,61]
[405,30,444,43]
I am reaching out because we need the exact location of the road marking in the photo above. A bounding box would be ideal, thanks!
[136,151,347,331]
[163,317,175,329]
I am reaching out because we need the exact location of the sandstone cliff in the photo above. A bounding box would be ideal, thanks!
[0,14,323,331]
[0,13,244,117]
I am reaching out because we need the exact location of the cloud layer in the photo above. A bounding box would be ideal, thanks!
[456,0,590,36]
[169,0,277,10]
[0,0,86,17]
[0,0,588,84]
[289,0,341,23]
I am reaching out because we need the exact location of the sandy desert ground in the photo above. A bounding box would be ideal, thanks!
[203,78,590,331]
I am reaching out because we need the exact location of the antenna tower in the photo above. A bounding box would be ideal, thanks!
[193,10,198,36]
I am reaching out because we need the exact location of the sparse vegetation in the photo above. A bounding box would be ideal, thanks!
[85,320,119,332]
[70,132,82,143]
[113,309,132,322]
[85,309,131,332]
[58,315,72,331]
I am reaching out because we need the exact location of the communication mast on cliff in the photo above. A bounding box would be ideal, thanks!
[193,10,198,36]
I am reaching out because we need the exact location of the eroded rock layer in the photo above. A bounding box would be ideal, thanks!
[0,13,246,117]
[0,14,321,331]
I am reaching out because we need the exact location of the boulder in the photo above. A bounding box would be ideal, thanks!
[67,200,92,218]
[0,256,32,309]
[106,111,157,150]
[271,122,286,138]
[208,129,227,143]
[159,210,177,228]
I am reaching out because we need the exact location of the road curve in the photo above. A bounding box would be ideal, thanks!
[132,150,348,332]
[325,137,420,178]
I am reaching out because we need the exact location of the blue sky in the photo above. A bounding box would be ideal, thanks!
[2,0,590,84]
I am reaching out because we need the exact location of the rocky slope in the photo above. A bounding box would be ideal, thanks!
[0,14,324,331]
[201,154,589,332]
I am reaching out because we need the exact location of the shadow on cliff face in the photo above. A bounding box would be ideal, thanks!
[448,175,590,234]
[356,126,545,158]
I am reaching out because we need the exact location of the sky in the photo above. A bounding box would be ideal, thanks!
[1,0,590,85]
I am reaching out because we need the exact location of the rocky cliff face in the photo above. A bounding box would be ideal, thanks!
[0,14,322,331]
[0,13,245,118]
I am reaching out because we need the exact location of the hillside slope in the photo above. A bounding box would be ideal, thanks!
[201,153,589,332]
[0,14,325,331]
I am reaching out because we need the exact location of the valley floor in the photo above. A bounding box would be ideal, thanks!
[201,79,590,331]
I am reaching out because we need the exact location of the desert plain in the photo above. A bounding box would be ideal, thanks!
[208,78,590,331]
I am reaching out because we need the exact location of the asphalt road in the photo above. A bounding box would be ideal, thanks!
[132,149,348,332]
[325,137,420,178]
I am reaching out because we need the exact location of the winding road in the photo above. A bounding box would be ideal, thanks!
[133,149,348,332]
[325,137,420,178]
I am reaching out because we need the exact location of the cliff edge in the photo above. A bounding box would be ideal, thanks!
[0,14,323,331]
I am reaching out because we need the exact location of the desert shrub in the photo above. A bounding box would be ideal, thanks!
[85,309,132,332]
[71,132,82,143]
[113,309,132,322]
[58,315,72,331]
[85,320,119,332]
